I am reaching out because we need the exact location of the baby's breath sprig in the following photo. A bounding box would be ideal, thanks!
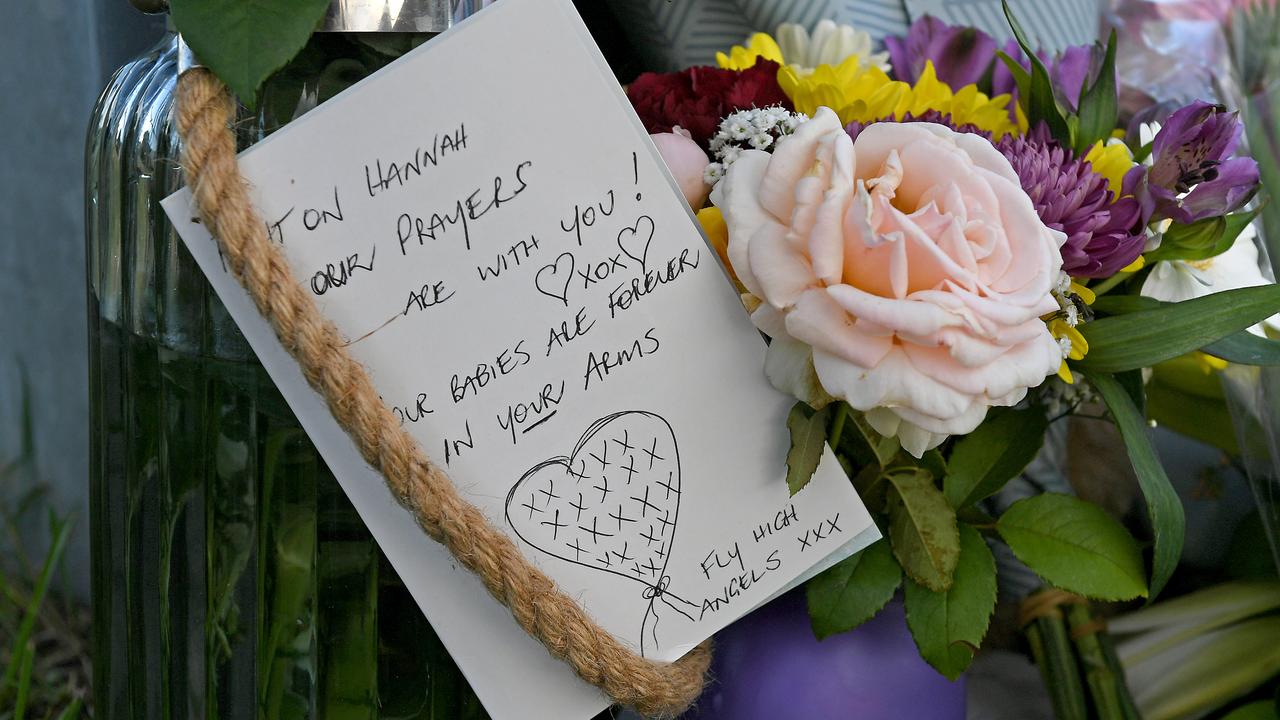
[704,106,808,186]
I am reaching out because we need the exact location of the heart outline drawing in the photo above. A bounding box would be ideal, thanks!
[616,214,655,272]
[505,410,698,657]
[535,250,575,306]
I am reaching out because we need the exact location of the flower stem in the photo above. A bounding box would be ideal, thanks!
[1089,271,1132,297]
[1023,591,1089,720]
[1066,603,1139,720]
[828,401,849,450]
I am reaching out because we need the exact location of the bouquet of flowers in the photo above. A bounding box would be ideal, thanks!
[627,0,1280,688]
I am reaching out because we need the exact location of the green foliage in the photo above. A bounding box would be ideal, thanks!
[170,0,332,107]
[0,511,84,719]
[1089,371,1186,598]
[1001,0,1072,145]
[1073,30,1119,155]
[903,525,997,680]
[997,494,1148,600]
[1114,582,1280,720]
[0,377,90,718]
[851,413,900,467]
[1090,295,1162,316]
[1076,285,1280,372]
[1203,329,1280,366]
[943,407,1048,509]
[786,402,831,495]
[806,540,901,639]
[888,470,960,592]
[1145,209,1261,263]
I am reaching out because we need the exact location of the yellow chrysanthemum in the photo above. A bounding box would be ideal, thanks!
[1047,280,1095,384]
[716,32,785,70]
[779,59,1023,138]
[1050,319,1089,383]
[1083,139,1137,197]
[696,206,737,284]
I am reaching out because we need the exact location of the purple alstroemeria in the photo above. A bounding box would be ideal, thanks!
[1141,100,1260,223]
[884,15,999,89]
[992,41,1099,111]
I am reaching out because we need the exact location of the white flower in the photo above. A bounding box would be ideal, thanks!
[1141,223,1280,336]
[749,133,773,150]
[753,112,779,132]
[726,118,752,141]
[703,162,725,185]
[775,19,890,75]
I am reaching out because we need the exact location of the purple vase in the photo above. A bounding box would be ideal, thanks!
[686,592,966,720]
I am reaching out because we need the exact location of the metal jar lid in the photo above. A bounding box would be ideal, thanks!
[130,0,453,32]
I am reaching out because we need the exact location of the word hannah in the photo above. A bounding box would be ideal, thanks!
[364,123,469,197]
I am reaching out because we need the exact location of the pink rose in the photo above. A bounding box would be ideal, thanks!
[712,108,1065,456]
[651,129,712,210]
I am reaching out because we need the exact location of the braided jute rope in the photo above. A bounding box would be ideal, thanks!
[175,68,711,717]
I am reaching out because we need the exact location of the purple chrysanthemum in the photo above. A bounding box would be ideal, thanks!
[846,118,1147,278]
[996,126,1147,278]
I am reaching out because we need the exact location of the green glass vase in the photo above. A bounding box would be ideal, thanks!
[84,17,487,720]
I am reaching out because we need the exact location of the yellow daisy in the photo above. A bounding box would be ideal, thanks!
[1083,139,1137,197]
[779,59,1023,138]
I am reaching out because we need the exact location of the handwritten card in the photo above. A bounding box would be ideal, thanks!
[162,1,878,717]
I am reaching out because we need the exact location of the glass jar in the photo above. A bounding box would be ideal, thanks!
[84,5,488,718]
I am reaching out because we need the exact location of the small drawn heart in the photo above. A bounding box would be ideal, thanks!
[617,215,655,272]
[506,411,681,590]
[535,251,575,306]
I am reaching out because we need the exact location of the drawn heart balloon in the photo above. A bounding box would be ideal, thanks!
[505,410,697,656]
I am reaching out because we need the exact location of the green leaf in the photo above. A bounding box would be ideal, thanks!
[786,402,830,495]
[1220,701,1278,720]
[807,540,902,639]
[1,515,73,697]
[1002,0,1072,145]
[1073,30,1119,155]
[903,525,997,680]
[851,413,900,467]
[1088,371,1185,597]
[1116,368,1148,419]
[1123,617,1280,720]
[1203,330,1280,365]
[1076,284,1280,372]
[997,493,1148,600]
[996,52,1031,104]
[851,463,890,513]
[1090,293,1280,366]
[1145,210,1259,263]
[170,0,332,107]
[888,469,960,592]
[54,698,83,720]
[1090,294,1162,316]
[943,406,1048,509]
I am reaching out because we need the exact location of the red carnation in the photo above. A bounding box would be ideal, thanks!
[627,57,792,149]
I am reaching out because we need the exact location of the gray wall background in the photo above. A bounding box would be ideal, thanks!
[0,3,165,598]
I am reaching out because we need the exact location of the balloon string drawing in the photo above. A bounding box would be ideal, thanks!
[505,411,699,656]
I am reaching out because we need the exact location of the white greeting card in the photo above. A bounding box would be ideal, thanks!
[162,1,878,717]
